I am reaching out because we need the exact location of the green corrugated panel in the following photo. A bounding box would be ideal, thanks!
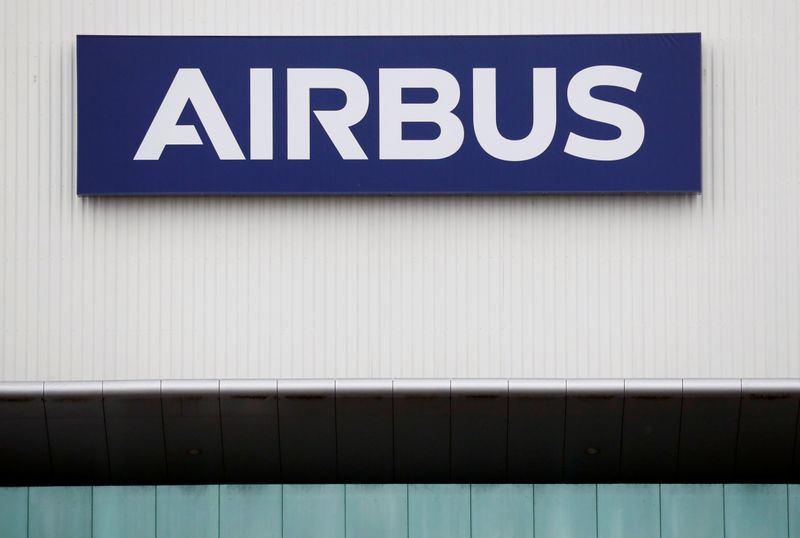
[408,484,470,538]
[156,485,218,538]
[219,485,281,538]
[534,484,597,538]
[346,485,407,538]
[472,484,533,538]
[13,482,800,538]
[29,487,92,538]
[724,484,788,538]
[661,484,724,538]
[597,484,660,538]
[283,485,344,538]
[789,485,800,538]
[0,488,28,538]
[94,486,156,538]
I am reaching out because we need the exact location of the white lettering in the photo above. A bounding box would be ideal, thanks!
[473,68,557,161]
[287,68,369,160]
[250,68,273,160]
[379,68,464,160]
[134,68,244,160]
[564,66,645,161]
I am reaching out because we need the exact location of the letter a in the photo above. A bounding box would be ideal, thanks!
[134,68,244,160]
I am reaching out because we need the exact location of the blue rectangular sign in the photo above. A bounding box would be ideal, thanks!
[77,34,700,195]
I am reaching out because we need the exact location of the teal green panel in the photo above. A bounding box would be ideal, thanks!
[661,484,724,538]
[724,484,788,538]
[29,487,92,538]
[408,484,470,538]
[156,485,218,538]
[535,484,597,538]
[0,488,28,538]
[220,485,281,538]
[790,485,800,538]
[597,484,659,538]
[346,485,407,538]
[472,484,533,538]
[94,486,156,538]
[284,485,344,538]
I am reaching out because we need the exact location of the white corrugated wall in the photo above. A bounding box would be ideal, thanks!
[1,0,799,380]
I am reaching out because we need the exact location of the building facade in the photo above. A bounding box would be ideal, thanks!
[2,0,800,536]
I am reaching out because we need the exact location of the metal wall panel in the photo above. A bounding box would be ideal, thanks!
[796,411,800,482]
[103,380,166,484]
[44,381,109,483]
[161,380,223,484]
[620,379,682,481]
[29,487,92,538]
[156,486,218,538]
[534,484,597,538]
[283,485,345,538]
[1,1,800,383]
[507,379,566,482]
[408,485,470,538]
[219,485,282,538]
[563,379,624,481]
[678,379,741,481]
[660,484,724,538]
[219,379,280,483]
[345,485,408,538]
[0,487,28,538]
[597,484,660,538]
[790,485,800,538]
[736,380,800,481]
[93,486,156,538]
[335,379,394,482]
[471,485,534,538]
[0,382,50,485]
[9,483,800,537]
[277,380,337,482]
[450,380,508,482]
[393,380,451,482]
[724,484,789,538]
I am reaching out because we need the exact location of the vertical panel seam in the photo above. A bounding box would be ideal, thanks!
[786,483,790,538]
[41,383,54,480]
[100,382,112,483]
[675,379,685,479]
[405,483,409,538]
[723,484,727,538]
[216,381,226,482]
[158,382,170,483]
[469,483,473,538]
[658,483,663,538]
[531,483,535,538]
[732,380,744,477]
[594,483,599,538]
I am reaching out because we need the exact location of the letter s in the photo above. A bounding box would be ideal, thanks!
[564,66,644,161]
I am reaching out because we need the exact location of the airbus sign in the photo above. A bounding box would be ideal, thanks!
[77,34,700,194]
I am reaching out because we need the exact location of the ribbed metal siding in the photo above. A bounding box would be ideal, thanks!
[1,1,799,380]
[1,484,800,538]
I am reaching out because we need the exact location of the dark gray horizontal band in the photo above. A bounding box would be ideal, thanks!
[0,378,799,486]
